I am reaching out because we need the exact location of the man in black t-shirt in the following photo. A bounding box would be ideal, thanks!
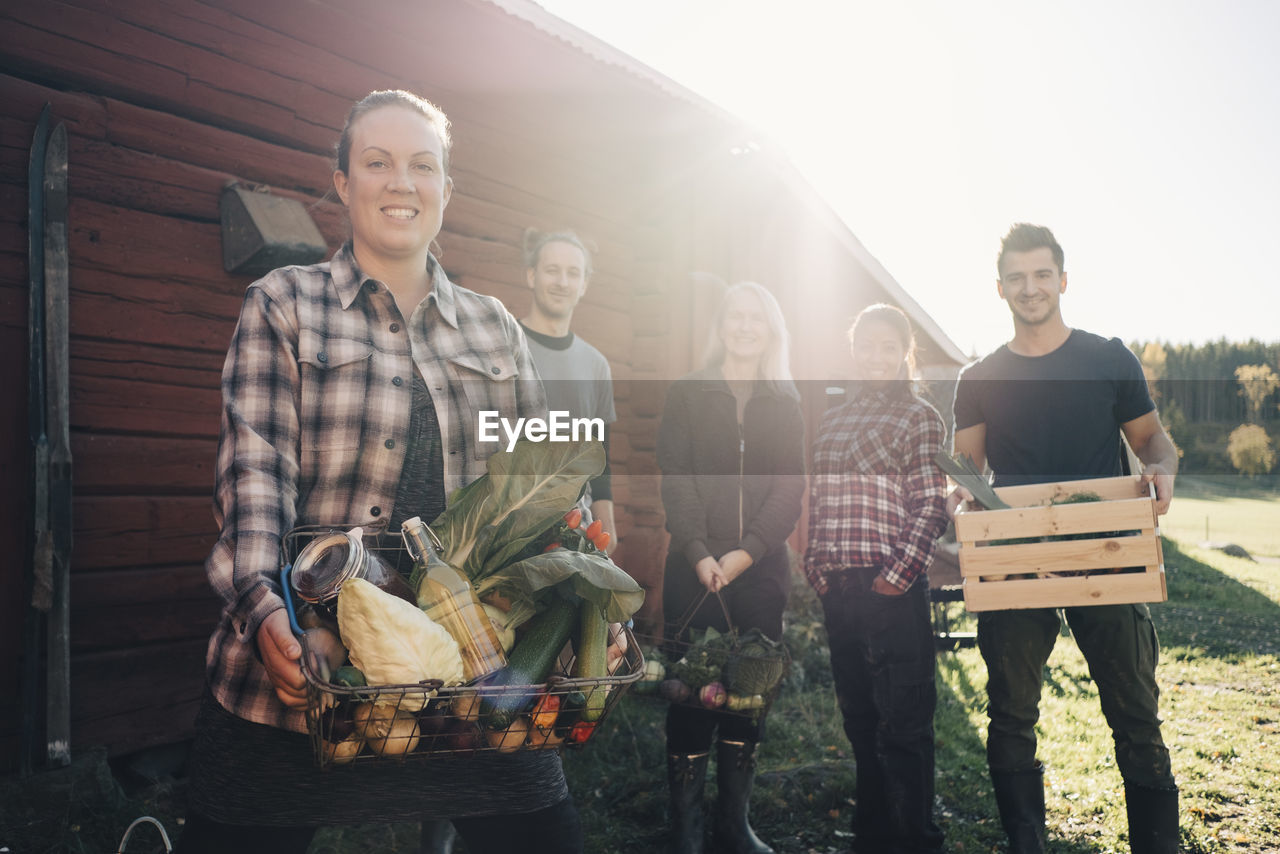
[950,224,1180,854]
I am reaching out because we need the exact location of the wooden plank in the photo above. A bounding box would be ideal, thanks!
[0,4,339,152]
[72,433,216,494]
[70,268,239,353]
[957,534,1160,578]
[955,497,1156,542]
[0,75,109,141]
[993,475,1146,507]
[103,98,335,195]
[77,697,202,760]
[963,568,1167,612]
[74,495,215,570]
[71,564,219,651]
[71,372,221,437]
[72,337,224,386]
[69,641,207,756]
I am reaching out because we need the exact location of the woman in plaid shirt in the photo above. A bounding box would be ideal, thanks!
[176,91,577,854]
[805,304,950,854]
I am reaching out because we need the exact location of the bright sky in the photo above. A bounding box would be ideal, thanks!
[538,0,1280,358]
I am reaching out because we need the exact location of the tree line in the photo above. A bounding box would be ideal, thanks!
[1131,339,1280,424]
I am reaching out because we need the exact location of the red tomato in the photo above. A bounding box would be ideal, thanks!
[568,720,597,744]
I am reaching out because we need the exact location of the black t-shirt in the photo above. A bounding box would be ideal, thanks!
[952,329,1155,487]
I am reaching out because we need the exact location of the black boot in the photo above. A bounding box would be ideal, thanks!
[1125,783,1179,854]
[990,764,1046,854]
[712,740,774,854]
[419,819,456,854]
[668,751,710,854]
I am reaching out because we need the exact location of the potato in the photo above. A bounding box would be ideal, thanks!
[486,717,530,754]
[321,734,364,765]
[353,702,420,757]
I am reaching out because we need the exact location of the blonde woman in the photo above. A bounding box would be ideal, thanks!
[657,282,806,854]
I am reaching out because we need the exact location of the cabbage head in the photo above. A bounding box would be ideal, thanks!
[337,578,464,709]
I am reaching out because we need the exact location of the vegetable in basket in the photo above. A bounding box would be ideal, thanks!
[336,578,464,710]
[724,629,787,696]
[424,440,644,630]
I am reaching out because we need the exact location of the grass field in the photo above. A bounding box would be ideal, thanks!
[5,487,1279,853]
[1162,475,1280,558]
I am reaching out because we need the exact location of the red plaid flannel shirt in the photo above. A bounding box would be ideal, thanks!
[804,390,949,595]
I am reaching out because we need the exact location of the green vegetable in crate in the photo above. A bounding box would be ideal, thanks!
[481,595,578,730]
[337,578,465,711]
[724,629,787,696]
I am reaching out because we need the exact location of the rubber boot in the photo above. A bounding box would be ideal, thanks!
[668,751,710,854]
[711,740,774,854]
[419,819,456,854]
[1125,783,1180,854]
[990,764,1046,854]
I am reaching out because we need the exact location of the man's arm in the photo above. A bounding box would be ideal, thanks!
[1121,410,1178,515]
[947,423,987,517]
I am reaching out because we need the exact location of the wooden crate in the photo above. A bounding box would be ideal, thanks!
[956,475,1166,612]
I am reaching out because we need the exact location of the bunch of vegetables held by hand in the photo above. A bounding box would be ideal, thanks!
[633,626,786,717]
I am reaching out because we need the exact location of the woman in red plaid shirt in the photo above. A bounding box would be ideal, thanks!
[805,304,950,854]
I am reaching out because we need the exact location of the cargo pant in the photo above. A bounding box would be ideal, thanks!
[822,568,944,854]
[977,603,1175,789]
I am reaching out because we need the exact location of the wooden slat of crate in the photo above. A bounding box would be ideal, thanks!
[955,496,1155,543]
[958,533,1161,578]
[962,567,1167,611]
[991,475,1148,506]
[956,475,1166,611]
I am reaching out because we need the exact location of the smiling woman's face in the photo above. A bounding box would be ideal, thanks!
[850,318,907,382]
[333,105,452,268]
[719,289,771,364]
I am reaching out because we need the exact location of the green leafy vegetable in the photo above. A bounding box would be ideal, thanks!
[425,439,603,583]
[724,629,787,696]
[476,550,644,624]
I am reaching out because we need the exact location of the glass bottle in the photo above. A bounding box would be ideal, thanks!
[401,516,507,682]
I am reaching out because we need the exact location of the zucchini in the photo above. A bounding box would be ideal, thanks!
[482,596,578,729]
[572,599,610,722]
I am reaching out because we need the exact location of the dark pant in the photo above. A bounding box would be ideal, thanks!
[977,603,1175,788]
[662,548,790,753]
[821,569,943,854]
[176,798,582,854]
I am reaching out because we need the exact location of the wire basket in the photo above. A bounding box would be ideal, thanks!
[632,590,789,720]
[281,525,644,768]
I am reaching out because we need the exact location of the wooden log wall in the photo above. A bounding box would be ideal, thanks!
[0,0,681,768]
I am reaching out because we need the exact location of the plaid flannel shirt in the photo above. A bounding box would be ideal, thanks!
[205,245,545,730]
[804,390,949,595]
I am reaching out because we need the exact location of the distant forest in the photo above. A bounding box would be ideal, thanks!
[1131,339,1280,424]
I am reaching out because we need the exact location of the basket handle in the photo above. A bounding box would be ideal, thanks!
[117,816,172,853]
[667,588,735,639]
[280,563,303,637]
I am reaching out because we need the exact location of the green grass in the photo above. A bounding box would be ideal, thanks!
[6,515,1280,852]
[1162,475,1280,557]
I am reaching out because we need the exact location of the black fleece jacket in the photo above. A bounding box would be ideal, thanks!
[657,367,806,567]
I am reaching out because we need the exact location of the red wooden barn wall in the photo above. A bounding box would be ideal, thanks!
[0,0,960,768]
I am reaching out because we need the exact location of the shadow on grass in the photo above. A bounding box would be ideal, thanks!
[1154,537,1280,659]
